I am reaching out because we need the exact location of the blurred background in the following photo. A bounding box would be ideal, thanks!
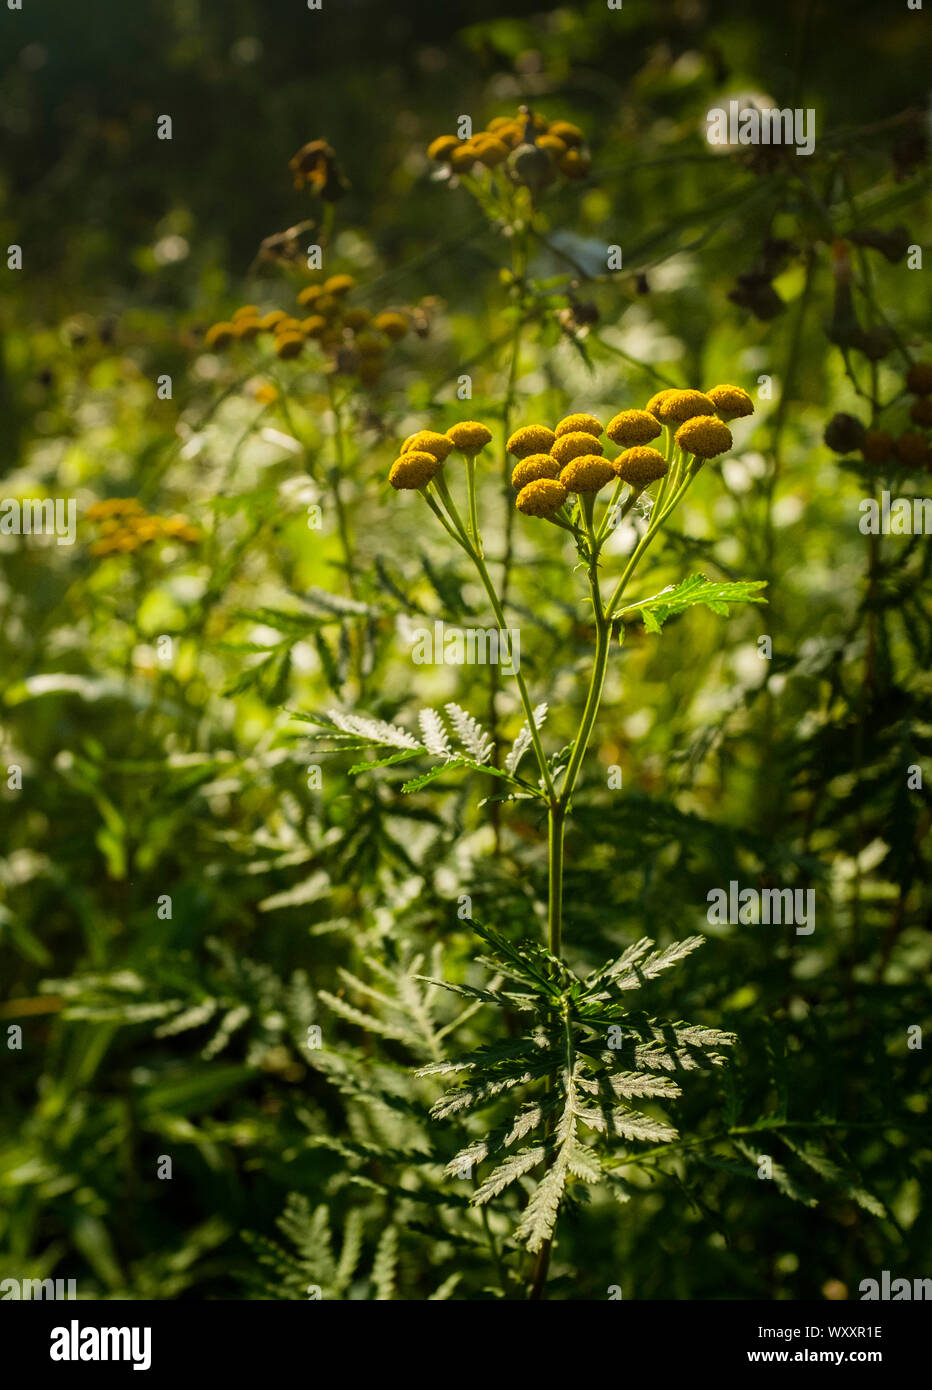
[0,0,929,1300]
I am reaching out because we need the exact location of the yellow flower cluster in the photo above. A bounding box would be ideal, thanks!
[87,499,199,557]
[203,280,439,388]
[428,107,591,191]
[505,387,753,518]
[389,421,492,490]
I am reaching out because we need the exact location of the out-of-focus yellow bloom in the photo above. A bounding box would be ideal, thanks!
[559,455,614,493]
[551,431,603,466]
[706,384,755,420]
[323,274,356,296]
[548,120,584,148]
[234,318,260,340]
[675,416,733,458]
[450,143,478,173]
[511,454,561,490]
[389,450,441,489]
[473,136,510,168]
[300,315,328,338]
[612,446,668,485]
[606,410,662,447]
[297,286,326,309]
[253,382,279,405]
[537,134,568,161]
[861,428,893,462]
[446,421,492,453]
[373,311,408,341]
[258,310,290,330]
[275,332,305,360]
[428,135,460,162]
[507,424,557,458]
[233,305,260,321]
[205,322,235,349]
[516,478,568,517]
[87,498,145,520]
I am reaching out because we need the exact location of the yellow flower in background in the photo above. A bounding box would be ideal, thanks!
[323,274,356,296]
[205,322,235,349]
[373,311,409,341]
[675,416,733,458]
[275,332,305,360]
[515,478,568,517]
[428,135,460,162]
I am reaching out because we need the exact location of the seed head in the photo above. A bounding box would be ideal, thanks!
[656,390,717,425]
[910,396,932,428]
[675,416,733,458]
[612,446,668,486]
[606,410,662,447]
[861,429,894,463]
[446,421,492,453]
[507,424,557,458]
[554,413,602,440]
[895,431,930,468]
[389,451,441,490]
[551,431,604,466]
[516,478,568,517]
[906,362,932,396]
[401,430,454,462]
[560,455,614,493]
[511,454,561,490]
[706,383,755,420]
[342,307,371,330]
[824,413,865,453]
[355,333,387,358]
[301,315,328,338]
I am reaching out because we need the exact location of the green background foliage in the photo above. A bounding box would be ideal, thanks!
[0,0,929,1299]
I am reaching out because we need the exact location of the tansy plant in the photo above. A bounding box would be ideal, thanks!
[306,384,766,1296]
